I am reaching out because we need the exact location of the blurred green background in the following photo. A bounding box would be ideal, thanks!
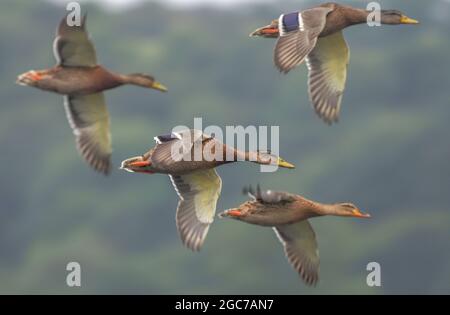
[0,0,449,294]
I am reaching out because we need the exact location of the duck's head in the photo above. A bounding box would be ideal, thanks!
[249,19,279,38]
[255,152,296,169]
[125,73,168,92]
[333,203,371,218]
[120,156,155,174]
[380,10,419,25]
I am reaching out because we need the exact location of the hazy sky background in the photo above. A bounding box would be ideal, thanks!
[2,0,450,295]
[49,0,450,14]
[51,0,275,9]
[51,0,450,6]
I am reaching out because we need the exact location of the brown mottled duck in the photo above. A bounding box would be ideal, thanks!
[219,185,370,286]
[120,129,295,251]
[16,15,167,174]
[250,2,418,124]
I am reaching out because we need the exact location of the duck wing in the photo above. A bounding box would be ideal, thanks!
[53,14,98,67]
[169,169,222,251]
[274,7,333,73]
[306,31,350,124]
[274,220,319,286]
[244,185,297,204]
[64,93,112,174]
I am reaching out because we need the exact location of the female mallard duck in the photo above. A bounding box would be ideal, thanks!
[219,185,370,286]
[16,14,167,174]
[250,2,418,124]
[120,129,295,251]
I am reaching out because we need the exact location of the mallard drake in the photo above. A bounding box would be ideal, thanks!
[120,129,295,251]
[219,185,370,286]
[250,2,418,124]
[16,15,167,174]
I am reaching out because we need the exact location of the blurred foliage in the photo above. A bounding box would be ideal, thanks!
[0,0,449,294]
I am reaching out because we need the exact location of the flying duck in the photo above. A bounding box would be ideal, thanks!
[120,129,295,251]
[250,2,418,124]
[219,185,370,286]
[16,14,167,174]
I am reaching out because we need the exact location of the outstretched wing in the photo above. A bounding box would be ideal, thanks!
[169,169,222,251]
[274,7,332,73]
[306,31,350,124]
[244,185,297,204]
[274,220,320,286]
[64,93,112,174]
[53,14,97,67]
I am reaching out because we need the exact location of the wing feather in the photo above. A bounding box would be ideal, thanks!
[169,169,222,251]
[53,14,97,67]
[244,185,297,204]
[64,93,112,174]
[306,31,350,124]
[274,7,332,73]
[274,220,320,286]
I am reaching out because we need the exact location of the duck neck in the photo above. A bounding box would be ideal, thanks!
[244,151,256,162]
[225,150,265,165]
[116,74,139,86]
[89,68,125,90]
[243,151,266,165]
[345,8,370,26]
[313,203,344,217]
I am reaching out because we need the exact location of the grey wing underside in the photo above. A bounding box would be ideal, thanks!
[64,93,112,174]
[274,220,320,286]
[306,31,350,124]
[53,14,97,67]
[274,7,332,73]
[169,169,222,251]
